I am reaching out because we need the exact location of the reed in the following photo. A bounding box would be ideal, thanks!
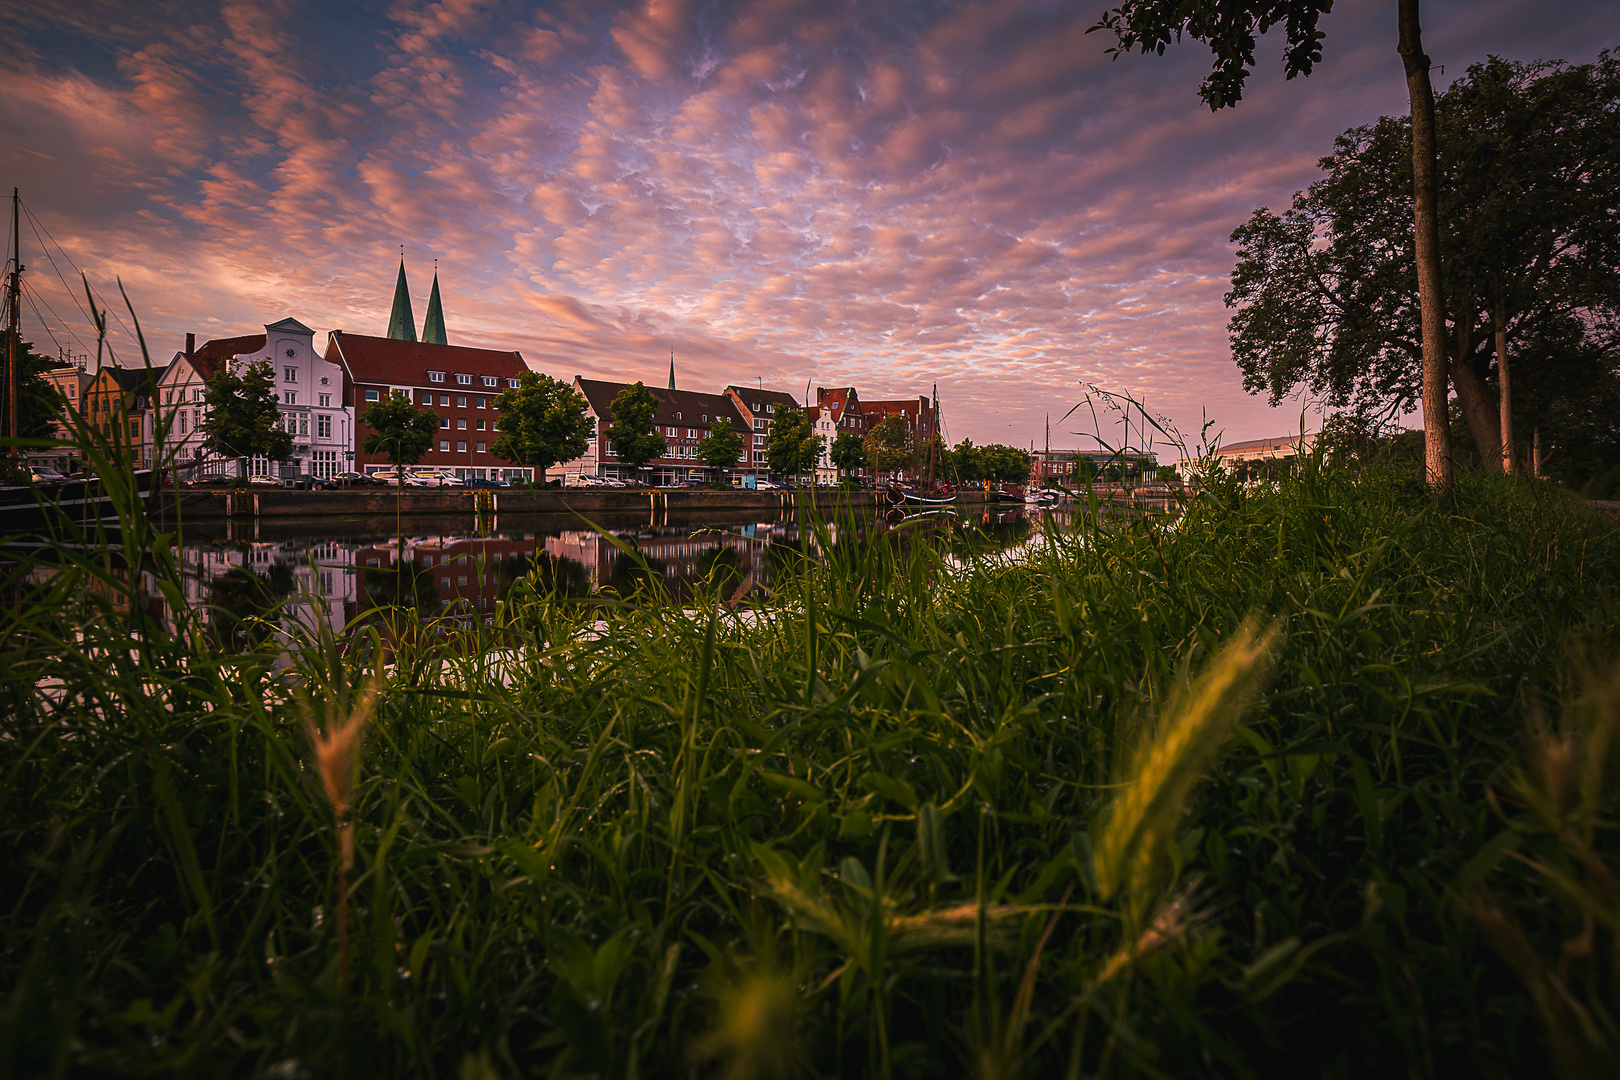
[1,434,1619,1077]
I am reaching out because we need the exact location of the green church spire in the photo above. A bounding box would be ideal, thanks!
[422,271,447,345]
[668,349,676,390]
[387,258,417,341]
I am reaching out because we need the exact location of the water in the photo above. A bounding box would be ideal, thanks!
[129,505,1049,643]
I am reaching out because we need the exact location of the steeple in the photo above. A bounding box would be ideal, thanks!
[668,348,676,390]
[422,269,447,345]
[387,257,417,341]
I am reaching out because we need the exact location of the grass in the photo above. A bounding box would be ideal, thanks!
[2,436,1620,1078]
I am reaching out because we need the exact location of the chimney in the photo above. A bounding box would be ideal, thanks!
[185,333,195,357]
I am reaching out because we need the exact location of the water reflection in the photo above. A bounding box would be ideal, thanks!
[125,506,1056,639]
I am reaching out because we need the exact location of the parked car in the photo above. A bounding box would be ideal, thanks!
[329,471,375,487]
[247,475,280,487]
[408,469,465,488]
[465,477,511,488]
[283,474,337,490]
[30,467,67,485]
[185,474,236,488]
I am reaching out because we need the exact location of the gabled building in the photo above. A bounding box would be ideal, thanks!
[807,386,869,484]
[721,385,802,476]
[39,363,94,472]
[327,332,532,481]
[561,379,752,485]
[177,319,355,479]
[85,365,161,467]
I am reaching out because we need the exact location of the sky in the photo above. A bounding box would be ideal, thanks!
[2,0,1614,453]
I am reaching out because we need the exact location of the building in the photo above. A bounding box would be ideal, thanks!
[1030,448,1159,484]
[328,332,532,482]
[807,386,869,484]
[84,365,159,467]
[178,319,355,479]
[39,363,93,472]
[721,385,803,478]
[148,333,218,475]
[562,379,752,485]
[861,394,937,479]
[1171,434,1315,477]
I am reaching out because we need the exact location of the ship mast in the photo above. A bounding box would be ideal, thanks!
[6,189,20,465]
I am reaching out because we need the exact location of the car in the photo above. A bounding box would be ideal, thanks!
[30,467,68,484]
[283,474,337,490]
[408,469,465,488]
[465,477,511,488]
[185,474,236,488]
[247,475,281,487]
[329,471,374,486]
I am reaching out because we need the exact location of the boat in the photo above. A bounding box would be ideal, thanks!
[888,486,957,507]
[0,472,155,536]
[1025,488,1061,507]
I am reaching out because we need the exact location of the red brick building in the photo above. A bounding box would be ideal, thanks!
[807,386,870,483]
[326,331,534,481]
[722,385,803,476]
[561,379,753,484]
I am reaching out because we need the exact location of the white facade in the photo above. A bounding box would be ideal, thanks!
[151,354,213,473]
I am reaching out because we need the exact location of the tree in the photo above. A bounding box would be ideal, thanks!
[0,334,62,444]
[360,391,438,489]
[864,415,912,476]
[829,430,866,481]
[203,359,293,477]
[605,382,666,476]
[765,406,820,481]
[979,443,1034,485]
[1227,55,1620,473]
[491,371,592,486]
[696,416,745,482]
[949,438,983,484]
[1092,0,1454,493]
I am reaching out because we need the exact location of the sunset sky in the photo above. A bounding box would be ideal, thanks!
[2,0,1613,452]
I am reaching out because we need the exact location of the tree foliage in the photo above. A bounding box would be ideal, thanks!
[1228,54,1620,473]
[864,415,912,475]
[605,382,666,472]
[202,359,293,472]
[1089,0,1335,111]
[829,431,866,479]
[696,416,744,477]
[765,406,820,479]
[492,372,592,484]
[360,391,439,488]
[0,333,64,443]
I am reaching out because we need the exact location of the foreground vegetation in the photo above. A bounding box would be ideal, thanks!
[3,461,1620,1078]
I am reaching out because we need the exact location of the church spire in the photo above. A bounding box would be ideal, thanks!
[387,257,418,341]
[422,267,447,345]
[668,348,676,390]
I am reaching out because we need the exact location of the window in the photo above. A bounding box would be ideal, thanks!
[457,418,466,430]
[666,426,677,437]
[318,393,331,407]
[456,374,472,385]
[428,371,445,383]
[676,412,682,420]
[456,395,466,407]
[701,414,707,422]
[178,413,188,434]
[475,396,485,408]
[299,417,309,436]
[440,417,450,429]
[365,389,380,401]
[766,404,774,413]
[507,378,520,388]
[284,367,297,382]
[67,385,75,399]
[439,440,450,452]
[475,419,485,431]
[439,395,450,407]
[687,429,695,439]
[475,441,485,453]
[754,435,765,446]
[284,391,296,405]
[129,419,140,439]
[421,392,433,404]
[165,391,173,404]
[753,418,766,429]
[193,388,202,401]
[483,376,497,387]
[317,414,331,439]
[457,441,467,453]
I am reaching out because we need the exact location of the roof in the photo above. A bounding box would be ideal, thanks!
[1213,435,1309,455]
[265,317,314,335]
[814,386,862,414]
[194,334,266,364]
[93,365,160,394]
[724,385,801,415]
[577,378,750,429]
[327,331,526,386]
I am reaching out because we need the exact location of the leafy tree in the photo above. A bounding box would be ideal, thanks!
[864,415,912,476]
[360,391,438,489]
[979,443,1033,485]
[0,333,63,444]
[492,372,592,486]
[949,438,982,483]
[696,416,744,482]
[829,431,866,481]
[765,406,820,481]
[1091,0,1456,492]
[605,382,666,476]
[1227,55,1620,475]
[202,359,293,477]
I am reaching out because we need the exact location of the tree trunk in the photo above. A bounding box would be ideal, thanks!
[1450,359,1502,469]
[1495,299,1513,474]
[1399,0,1453,495]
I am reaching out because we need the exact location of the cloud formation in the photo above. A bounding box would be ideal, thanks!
[2,0,1613,448]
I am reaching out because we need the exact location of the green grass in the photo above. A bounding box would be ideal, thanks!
[3,451,1619,1078]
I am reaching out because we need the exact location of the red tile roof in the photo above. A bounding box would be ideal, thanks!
[723,385,801,416]
[576,378,750,430]
[193,334,266,366]
[326,331,527,387]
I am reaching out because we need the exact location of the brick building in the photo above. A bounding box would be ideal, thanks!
[562,379,752,485]
[327,332,533,482]
[721,385,803,478]
[807,386,869,484]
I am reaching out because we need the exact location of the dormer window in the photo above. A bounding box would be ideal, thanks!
[483,376,498,387]
[456,373,472,385]
[428,371,445,383]
[676,411,682,420]
[766,404,774,413]
[507,378,520,388]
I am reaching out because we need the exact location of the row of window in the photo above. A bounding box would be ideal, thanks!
[426,372,518,388]
[435,440,487,453]
[440,417,489,431]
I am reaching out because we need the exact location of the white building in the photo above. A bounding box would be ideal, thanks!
[169,319,356,479]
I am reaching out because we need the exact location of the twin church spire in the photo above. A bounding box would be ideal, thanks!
[387,257,448,346]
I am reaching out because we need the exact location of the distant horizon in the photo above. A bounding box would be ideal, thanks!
[3,0,1611,449]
